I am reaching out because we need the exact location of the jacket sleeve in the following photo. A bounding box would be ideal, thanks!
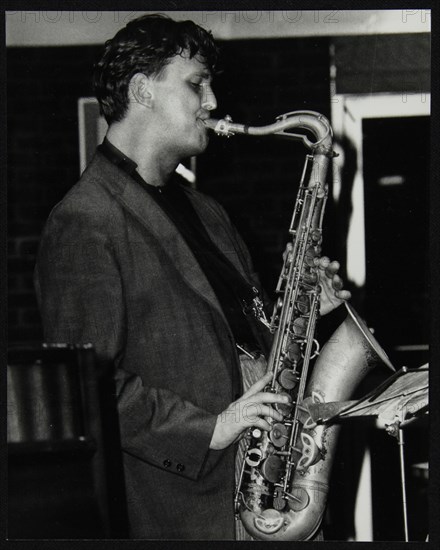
[34,199,219,481]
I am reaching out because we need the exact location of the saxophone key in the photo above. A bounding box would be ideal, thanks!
[285,341,303,363]
[269,422,289,447]
[260,455,284,483]
[296,403,312,424]
[273,496,287,511]
[273,488,287,511]
[310,228,322,243]
[302,269,318,284]
[251,428,263,439]
[273,392,293,416]
[289,446,303,467]
[254,509,284,535]
[286,487,310,512]
[304,246,319,266]
[295,293,311,314]
[274,450,291,456]
[278,368,300,390]
[246,447,263,467]
[291,317,308,337]
[296,433,322,470]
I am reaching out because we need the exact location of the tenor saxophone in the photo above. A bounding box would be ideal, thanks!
[205,112,395,541]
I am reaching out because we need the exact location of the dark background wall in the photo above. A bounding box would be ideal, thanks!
[8,45,101,343]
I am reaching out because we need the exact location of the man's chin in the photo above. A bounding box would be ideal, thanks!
[178,129,210,158]
[193,134,210,155]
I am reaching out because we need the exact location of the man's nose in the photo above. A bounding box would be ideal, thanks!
[201,84,217,111]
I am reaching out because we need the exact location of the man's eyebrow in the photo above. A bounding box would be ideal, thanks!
[192,71,212,81]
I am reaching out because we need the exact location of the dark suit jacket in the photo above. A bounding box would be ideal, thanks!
[34,151,268,539]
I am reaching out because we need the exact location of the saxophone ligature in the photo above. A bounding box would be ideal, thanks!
[205,112,395,541]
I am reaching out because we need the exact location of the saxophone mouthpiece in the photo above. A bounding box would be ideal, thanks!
[203,118,219,131]
[203,115,248,137]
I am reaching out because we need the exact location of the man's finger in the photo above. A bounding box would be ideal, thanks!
[316,256,330,269]
[253,418,272,432]
[241,403,284,423]
[324,261,340,276]
[240,372,273,399]
[335,289,351,301]
[246,392,291,406]
[331,274,344,290]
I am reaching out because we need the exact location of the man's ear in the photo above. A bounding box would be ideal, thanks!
[129,73,153,108]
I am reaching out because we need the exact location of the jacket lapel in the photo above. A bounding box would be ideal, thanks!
[90,153,229,324]
[184,191,250,279]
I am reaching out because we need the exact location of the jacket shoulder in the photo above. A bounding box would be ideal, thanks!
[46,153,123,223]
[39,157,129,250]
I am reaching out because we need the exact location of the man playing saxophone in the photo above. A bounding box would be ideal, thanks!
[35,14,351,539]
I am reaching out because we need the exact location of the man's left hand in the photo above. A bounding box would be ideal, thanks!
[314,256,351,316]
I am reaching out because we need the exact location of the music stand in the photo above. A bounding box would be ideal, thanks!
[308,364,429,542]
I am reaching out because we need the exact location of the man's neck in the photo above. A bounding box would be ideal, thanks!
[106,122,178,187]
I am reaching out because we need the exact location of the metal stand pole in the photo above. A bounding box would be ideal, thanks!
[386,421,409,541]
[397,426,409,542]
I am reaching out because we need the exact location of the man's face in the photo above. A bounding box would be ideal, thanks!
[151,51,217,159]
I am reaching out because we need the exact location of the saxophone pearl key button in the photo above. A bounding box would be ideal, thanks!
[176,463,185,472]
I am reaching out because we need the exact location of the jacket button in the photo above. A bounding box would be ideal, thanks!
[163,459,172,468]
[176,463,185,472]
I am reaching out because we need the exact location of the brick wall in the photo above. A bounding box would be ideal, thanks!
[7,38,331,343]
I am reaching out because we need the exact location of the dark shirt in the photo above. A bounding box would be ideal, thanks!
[97,138,259,349]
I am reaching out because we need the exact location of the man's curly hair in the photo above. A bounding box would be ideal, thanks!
[93,14,219,124]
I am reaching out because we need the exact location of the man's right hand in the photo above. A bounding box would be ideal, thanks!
[209,372,291,450]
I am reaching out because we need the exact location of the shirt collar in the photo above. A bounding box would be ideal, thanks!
[98,136,181,191]
[98,137,138,175]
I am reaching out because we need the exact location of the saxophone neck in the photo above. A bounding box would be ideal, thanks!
[204,111,336,157]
